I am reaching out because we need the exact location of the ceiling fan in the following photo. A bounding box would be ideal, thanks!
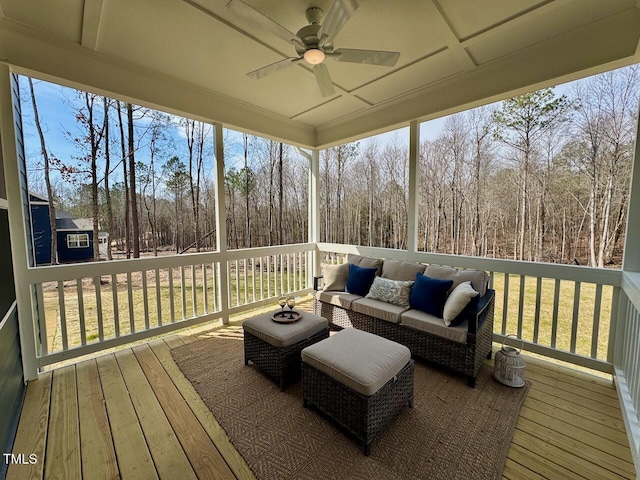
[227,0,400,97]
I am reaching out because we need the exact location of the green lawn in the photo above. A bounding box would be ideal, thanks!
[492,273,613,361]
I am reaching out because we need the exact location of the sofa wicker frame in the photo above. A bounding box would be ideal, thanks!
[244,327,329,390]
[302,359,415,455]
[314,288,495,388]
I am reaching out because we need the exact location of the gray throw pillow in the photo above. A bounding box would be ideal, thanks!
[321,263,349,291]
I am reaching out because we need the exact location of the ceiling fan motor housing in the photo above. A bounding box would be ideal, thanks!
[295,24,322,56]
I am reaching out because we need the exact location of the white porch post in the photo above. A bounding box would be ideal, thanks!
[0,66,38,381]
[408,120,420,257]
[623,114,640,273]
[308,149,320,288]
[213,123,229,324]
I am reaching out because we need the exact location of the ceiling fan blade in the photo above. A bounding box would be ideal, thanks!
[313,63,336,98]
[317,0,365,47]
[227,0,303,48]
[247,57,302,79]
[331,48,400,67]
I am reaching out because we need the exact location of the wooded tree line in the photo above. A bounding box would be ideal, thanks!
[23,65,638,267]
[320,66,638,267]
[23,77,309,260]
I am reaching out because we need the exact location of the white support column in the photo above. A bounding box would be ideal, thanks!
[407,120,420,258]
[308,149,321,288]
[0,66,38,381]
[213,123,229,324]
[623,107,640,273]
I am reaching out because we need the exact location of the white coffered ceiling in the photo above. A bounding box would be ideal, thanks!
[0,0,639,148]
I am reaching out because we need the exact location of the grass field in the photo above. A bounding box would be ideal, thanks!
[42,264,306,353]
[492,273,613,361]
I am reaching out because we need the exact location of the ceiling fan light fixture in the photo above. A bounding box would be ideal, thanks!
[304,48,325,65]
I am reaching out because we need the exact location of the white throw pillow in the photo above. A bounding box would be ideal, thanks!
[365,277,414,307]
[442,281,479,326]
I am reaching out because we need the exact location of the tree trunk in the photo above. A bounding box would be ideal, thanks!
[278,142,284,245]
[127,103,140,258]
[103,97,113,260]
[28,78,58,265]
[116,101,130,258]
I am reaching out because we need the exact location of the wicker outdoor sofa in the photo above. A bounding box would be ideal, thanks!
[313,254,496,387]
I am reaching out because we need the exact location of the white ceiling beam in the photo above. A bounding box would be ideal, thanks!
[0,18,317,147]
[316,8,640,148]
[429,0,476,70]
[460,0,574,48]
[81,0,104,50]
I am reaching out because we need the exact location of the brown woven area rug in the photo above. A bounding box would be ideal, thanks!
[171,334,530,480]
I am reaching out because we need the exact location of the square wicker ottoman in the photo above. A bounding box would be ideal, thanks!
[301,328,414,455]
[243,311,329,390]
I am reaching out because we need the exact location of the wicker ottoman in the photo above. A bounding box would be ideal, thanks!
[243,311,329,390]
[301,328,414,455]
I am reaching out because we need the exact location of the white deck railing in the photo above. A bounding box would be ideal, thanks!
[616,272,640,469]
[27,243,314,366]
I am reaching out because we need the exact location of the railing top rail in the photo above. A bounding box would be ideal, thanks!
[317,243,623,286]
[26,243,315,284]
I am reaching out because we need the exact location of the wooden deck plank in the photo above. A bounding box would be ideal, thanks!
[507,441,587,480]
[512,429,628,480]
[520,353,613,386]
[518,405,633,463]
[515,416,636,479]
[522,397,629,446]
[525,361,617,397]
[163,335,185,349]
[44,365,81,480]
[96,354,158,480]
[178,333,198,344]
[148,338,255,480]
[75,359,119,480]
[527,378,624,420]
[114,349,197,480]
[526,387,626,431]
[525,368,620,407]
[132,343,236,480]
[502,458,546,480]
[7,371,52,480]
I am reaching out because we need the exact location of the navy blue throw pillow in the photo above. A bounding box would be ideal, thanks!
[409,273,454,317]
[346,264,378,297]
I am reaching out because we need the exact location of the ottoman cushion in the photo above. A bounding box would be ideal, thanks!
[301,329,411,396]
[243,312,328,348]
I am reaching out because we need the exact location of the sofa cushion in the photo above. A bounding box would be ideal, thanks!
[443,281,479,326]
[381,259,426,281]
[409,273,453,317]
[301,328,411,396]
[365,277,414,307]
[315,290,362,309]
[400,310,468,344]
[351,297,408,324]
[321,263,348,291]
[425,265,488,297]
[346,263,378,297]
[347,253,383,276]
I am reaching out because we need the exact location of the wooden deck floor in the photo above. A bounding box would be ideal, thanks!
[7,323,636,479]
